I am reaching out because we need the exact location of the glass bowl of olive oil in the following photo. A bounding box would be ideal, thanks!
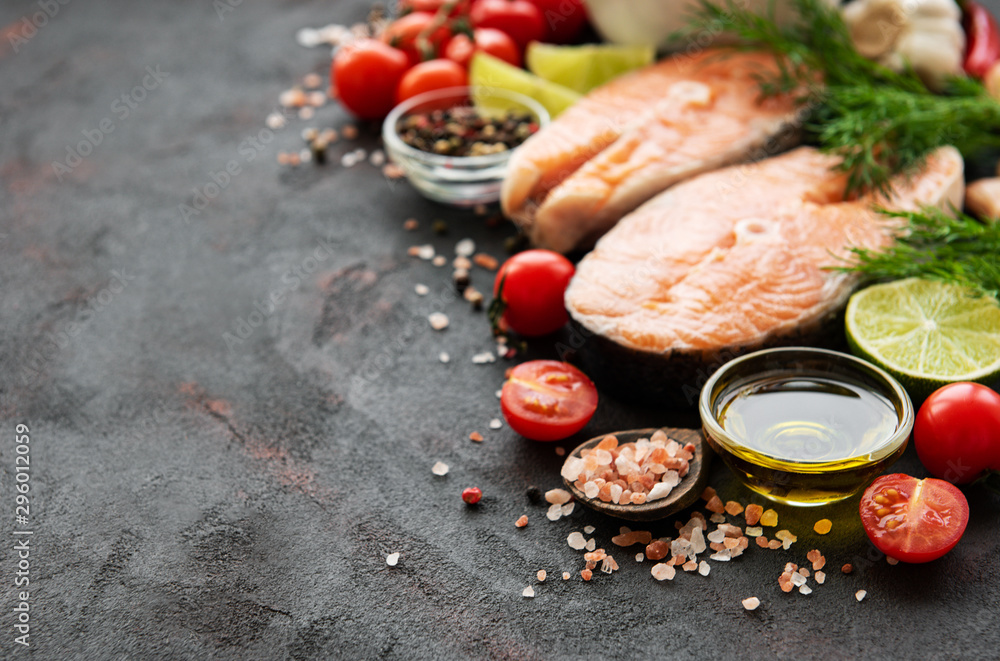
[699,347,914,506]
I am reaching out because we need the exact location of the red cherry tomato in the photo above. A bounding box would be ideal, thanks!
[501,360,598,441]
[396,59,469,104]
[382,11,454,65]
[470,0,546,50]
[332,39,410,119]
[964,1,1000,78]
[527,0,588,44]
[444,28,522,68]
[493,249,575,337]
[914,382,1000,484]
[859,474,969,563]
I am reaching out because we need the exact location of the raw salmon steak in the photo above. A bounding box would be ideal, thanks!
[501,49,803,253]
[564,146,964,404]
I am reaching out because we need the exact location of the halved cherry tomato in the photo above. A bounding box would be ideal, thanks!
[382,11,454,65]
[396,59,469,104]
[501,360,598,441]
[470,0,546,50]
[527,0,588,44]
[444,28,521,68]
[914,382,1000,484]
[859,474,969,563]
[493,250,574,337]
[398,0,471,16]
[332,39,410,119]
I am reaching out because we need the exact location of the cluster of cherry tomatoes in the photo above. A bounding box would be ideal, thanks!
[332,0,588,119]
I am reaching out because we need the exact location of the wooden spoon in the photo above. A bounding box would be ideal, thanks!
[562,427,713,522]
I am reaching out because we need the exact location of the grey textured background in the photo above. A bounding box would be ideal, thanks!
[1,0,998,658]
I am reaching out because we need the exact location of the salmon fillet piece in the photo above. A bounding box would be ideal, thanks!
[565,146,965,355]
[500,49,803,253]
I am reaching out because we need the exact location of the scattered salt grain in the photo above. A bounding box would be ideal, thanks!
[404,218,419,231]
[431,462,449,476]
[469,432,483,442]
[760,509,778,527]
[340,153,358,168]
[417,245,435,260]
[455,238,476,257]
[545,488,572,505]
[725,501,744,516]
[432,255,447,267]
[745,526,763,537]
[561,502,575,516]
[710,549,733,562]
[439,352,450,363]
[742,597,761,611]
[515,515,528,528]
[635,553,644,562]
[280,88,307,108]
[489,418,502,429]
[299,106,315,120]
[568,532,586,550]
[887,556,899,565]
[495,389,503,398]
[585,538,596,552]
[386,552,400,566]
[791,573,807,587]
[698,561,711,576]
[555,447,566,456]
[562,572,570,580]
[651,563,676,581]
[522,586,535,598]
[428,312,449,330]
[814,518,833,535]
[842,564,854,574]
[266,112,287,130]
[815,571,826,584]
[342,124,358,139]
[799,584,813,595]
[856,590,867,602]
[537,570,547,582]
[546,503,563,521]
[709,513,727,524]
[303,72,323,89]
[415,284,429,295]
[369,150,386,167]
[472,352,496,364]
[584,526,595,535]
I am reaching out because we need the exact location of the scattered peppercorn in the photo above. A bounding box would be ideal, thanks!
[462,487,482,505]
[526,486,541,503]
[432,219,448,235]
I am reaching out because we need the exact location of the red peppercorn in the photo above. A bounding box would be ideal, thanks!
[462,487,482,505]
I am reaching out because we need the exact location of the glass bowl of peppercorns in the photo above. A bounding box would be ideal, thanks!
[382,86,549,206]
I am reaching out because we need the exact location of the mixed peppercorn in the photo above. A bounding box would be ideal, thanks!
[397,106,539,157]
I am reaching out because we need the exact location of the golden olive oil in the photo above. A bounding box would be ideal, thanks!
[712,374,905,506]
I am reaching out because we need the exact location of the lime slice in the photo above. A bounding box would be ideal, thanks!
[845,277,1000,403]
[526,42,655,94]
[470,52,581,119]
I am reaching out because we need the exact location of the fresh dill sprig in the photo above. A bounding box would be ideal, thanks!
[681,0,1000,196]
[838,208,1000,298]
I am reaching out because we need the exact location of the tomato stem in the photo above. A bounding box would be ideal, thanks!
[976,470,1000,495]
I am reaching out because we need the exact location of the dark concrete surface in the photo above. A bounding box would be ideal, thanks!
[1,1,999,659]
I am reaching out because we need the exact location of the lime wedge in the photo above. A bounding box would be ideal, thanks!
[526,42,655,94]
[470,52,581,119]
[845,277,1000,403]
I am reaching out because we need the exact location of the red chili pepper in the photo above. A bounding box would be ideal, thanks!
[964,1,1000,79]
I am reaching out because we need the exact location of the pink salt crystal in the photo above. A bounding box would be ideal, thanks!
[584,538,596,552]
[563,572,570,580]
[431,462,449,476]
[609,484,623,505]
[545,488,572,505]
[561,502,575,516]
[651,563,676,581]
[650,430,668,444]
[567,532,586,550]
[584,481,600,499]
[546,504,563,521]
[584,526,596,534]
[815,571,826,585]
[856,590,867,602]
[682,560,698,572]
[522,586,535,598]
[887,556,899,566]
[515,515,528,528]
[537,570,547,582]
[631,492,647,505]
[742,597,761,611]
[386,552,400,566]
[698,561,710,576]
[635,553,644,562]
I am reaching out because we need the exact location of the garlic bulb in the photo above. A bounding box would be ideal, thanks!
[842,0,965,88]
